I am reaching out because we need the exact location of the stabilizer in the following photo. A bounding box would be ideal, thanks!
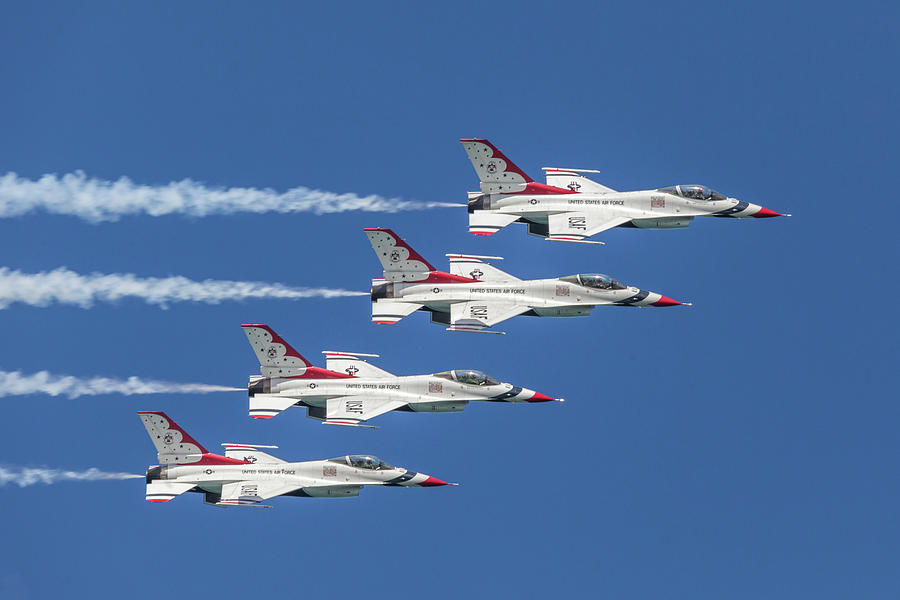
[249,393,299,419]
[460,138,533,194]
[468,210,521,236]
[372,300,423,325]
[138,411,246,466]
[138,411,208,463]
[364,228,436,282]
[242,324,311,378]
[146,481,196,503]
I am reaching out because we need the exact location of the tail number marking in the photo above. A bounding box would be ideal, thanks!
[345,400,364,414]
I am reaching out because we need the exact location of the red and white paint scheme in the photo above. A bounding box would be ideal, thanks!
[242,324,561,427]
[460,138,789,243]
[140,411,453,508]
[365,228,688,333]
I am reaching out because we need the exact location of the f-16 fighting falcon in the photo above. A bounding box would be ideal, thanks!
[460,138,789,244]
[140,411,453,508]
[365,228,687,333]
[243,324,560,427]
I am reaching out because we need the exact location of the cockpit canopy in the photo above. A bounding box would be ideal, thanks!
[434,370,501,386]
[330,455,394,470]
[560,274,627,290]
[657,185,726,201]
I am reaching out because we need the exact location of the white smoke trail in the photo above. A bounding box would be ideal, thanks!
[0,267,367,309]
[0,370,241,399]
[0,466,142,487]
[0,171,460,223]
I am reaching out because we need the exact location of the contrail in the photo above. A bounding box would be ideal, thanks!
[0,466,142,487]
[0,267,367,309]
[0,370,241,399]
[0,171,461,223]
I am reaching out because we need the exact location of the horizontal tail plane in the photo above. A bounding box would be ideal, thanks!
[372,300,423,325]
[249,393,299,420]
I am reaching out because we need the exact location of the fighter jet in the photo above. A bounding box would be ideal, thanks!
[242,324,560,427]
[365,228,687,333]
[460,138,789,244]
[139,411,452,508]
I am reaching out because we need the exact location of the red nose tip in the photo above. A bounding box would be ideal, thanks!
[527,391,558,403]
[753,207,782,218]
[420,476,452,487]
[651,296,683,307]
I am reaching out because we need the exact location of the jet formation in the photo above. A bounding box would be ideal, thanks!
[133,137,787,507]
[243,323,561,427]
[140,411,452,508]
[366,228,687,333]
[461,138,788,244]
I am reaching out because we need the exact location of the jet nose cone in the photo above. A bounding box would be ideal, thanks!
[527,391,560,403]
[753,206,785,218]
[419,476,454,487]
[651,295,685,307]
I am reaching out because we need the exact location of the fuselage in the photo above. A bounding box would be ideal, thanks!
[376,276,671,313]
[255,372,546,408]
[146,456,441,499]
[475,188,767,226]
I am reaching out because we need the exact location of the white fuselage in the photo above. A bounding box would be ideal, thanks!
[148,459,434,498]
[386,277,662,313]
[479,189,756,225]
[268,373,531,408]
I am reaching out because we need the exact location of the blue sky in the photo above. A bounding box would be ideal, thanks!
[1,2,898,598]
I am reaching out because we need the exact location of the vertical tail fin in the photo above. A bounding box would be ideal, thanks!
[242,324,311,377]
[364,228,436,282]
[138,411,209,464]
[460,138,533,194]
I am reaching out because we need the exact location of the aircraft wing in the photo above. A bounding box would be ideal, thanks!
[217,480,306,506]
[323,351,394,378]
[547,212,631,242]
[448,301,530,332]
[543,168,618,193]
[446,254,520,282]
[323,396,408,427]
